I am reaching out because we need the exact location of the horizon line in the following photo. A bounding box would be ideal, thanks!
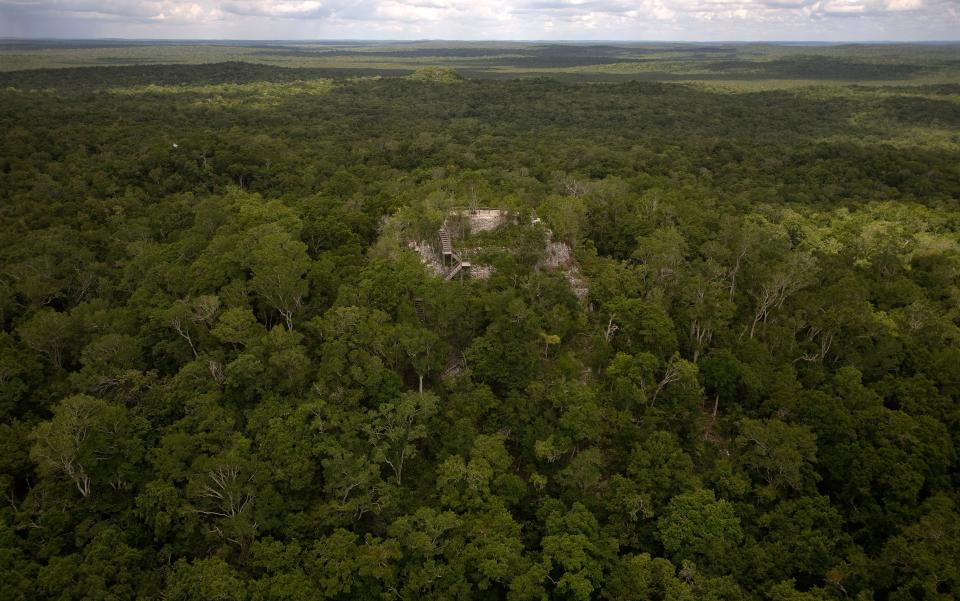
[2,36,960,44]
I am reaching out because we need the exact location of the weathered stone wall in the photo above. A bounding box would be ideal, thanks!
[465,209,507,233]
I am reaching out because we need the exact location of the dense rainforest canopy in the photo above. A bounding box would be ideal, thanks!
[1,44,959,600]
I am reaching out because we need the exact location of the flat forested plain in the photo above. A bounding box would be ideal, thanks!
[1,41,959,600]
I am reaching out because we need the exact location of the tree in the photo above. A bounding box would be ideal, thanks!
[676,259,735,362]
[627,431,700,511]
[367,391,438,486]
[748,495,845,586]
[633,226,688,293]
[0,332,36,415]
[395,324,445,394]
[699,349,762,415]
[437,434,515,512]
[465,322,540,392]
[701,214,788,302]
[246,223,310,330]
[36,527,153,600]
[538,194,587,245]
[537,501,617,601]
[602,296,678,359]
[17,308,76,369]
[164,558,245,601]
[879,494,960,600]
[658,489,743,571]
[735,418,819,496]
[30,394,145,497]
[211,306,266,348]
[602,553,694,601]
[747,252,817,339]
[606,351,659,410]
[188,442,261,554]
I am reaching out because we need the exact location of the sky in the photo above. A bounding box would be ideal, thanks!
[0,0,958,41]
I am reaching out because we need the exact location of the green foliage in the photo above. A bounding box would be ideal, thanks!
[658,489,744,569]
[0,44,958,601]
[165,557,245,601]
[406,67,464,83]
[30,395,146,498]
[735,418,819,497]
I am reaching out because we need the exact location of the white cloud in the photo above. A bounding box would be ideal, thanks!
[221,1,331,18]
[0,0,957,39]
[819,0,869,14]
[886,0,922,10]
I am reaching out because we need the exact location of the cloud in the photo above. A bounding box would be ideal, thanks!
[886,0,922,10]
[0,0,957,39]
[758,0,816,6]
[221,1,332,18]
[819,0,869,14]
[0,0,226,24]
